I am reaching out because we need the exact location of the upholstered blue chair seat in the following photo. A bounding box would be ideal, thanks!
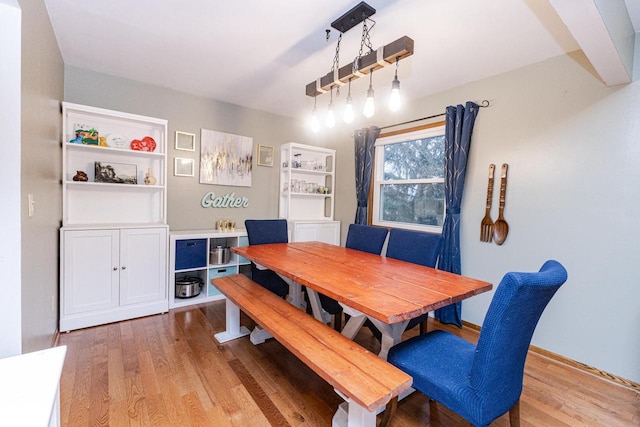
[389,330,498,425]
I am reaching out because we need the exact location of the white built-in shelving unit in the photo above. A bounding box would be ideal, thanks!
[279,143,340,244]
[59,102,169,332]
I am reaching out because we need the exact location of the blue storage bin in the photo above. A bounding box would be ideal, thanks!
[209,265,237,279]
[175,239,207,270]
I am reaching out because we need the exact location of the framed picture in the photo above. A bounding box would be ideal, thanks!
[175,131,196,151]
[174,157,195,177]
[257,144,274,167]
[200,129,252,187]
[94,161,137,184]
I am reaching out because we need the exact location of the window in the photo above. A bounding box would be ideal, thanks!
[372,124,445,232]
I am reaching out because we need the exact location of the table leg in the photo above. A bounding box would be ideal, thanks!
[281,276,303,309]
[340,305,368,340]
[366,318,408,360]
[214,299,251,343]
[305,288,332,323]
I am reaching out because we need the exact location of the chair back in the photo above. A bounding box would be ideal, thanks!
[245,219,288,245]
[345,224,388,255]
[470,260,568,415]
[386,229,442,267]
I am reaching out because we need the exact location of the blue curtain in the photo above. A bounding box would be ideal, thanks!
[354,126,380,224]
[435,102,480,326]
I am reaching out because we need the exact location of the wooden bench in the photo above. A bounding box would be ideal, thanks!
[212,274,413,427]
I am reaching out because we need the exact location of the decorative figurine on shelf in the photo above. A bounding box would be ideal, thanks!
[72,170,88,182]
[143,168,157,185]
[70,125,100,145]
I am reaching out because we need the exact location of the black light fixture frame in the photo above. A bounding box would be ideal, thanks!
[331,1,376,33]
[306,1,414,97]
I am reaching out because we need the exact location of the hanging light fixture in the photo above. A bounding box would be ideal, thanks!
[310,95,320,133]
[389,57,401,112]
[343,78,354,124]
[304,2,414,128]
[363,70,375,118]
[326,87,336,128]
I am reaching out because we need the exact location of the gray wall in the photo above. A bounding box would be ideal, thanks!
[63,66,337,231]
[332,51,640,384]
[19,0,64,353]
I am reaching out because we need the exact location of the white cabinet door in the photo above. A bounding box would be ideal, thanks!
[119,227,167,306]
[62,229,119,315]
[291,221,340,245]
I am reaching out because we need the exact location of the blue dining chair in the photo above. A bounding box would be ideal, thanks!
[342,224,389,336]
[345,223,389,254]
[244,219,289,298]
[315,224,390,331]
[386,228,442,334]
[387,260,568,427]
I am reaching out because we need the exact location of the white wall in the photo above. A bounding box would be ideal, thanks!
[332,51,640,383]
[0,0,22,357]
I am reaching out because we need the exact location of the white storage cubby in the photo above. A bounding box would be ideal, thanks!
[169,230,250,308]
[60,103,169,331]
[280,142,340,244]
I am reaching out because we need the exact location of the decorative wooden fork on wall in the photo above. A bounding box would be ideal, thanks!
[480,164,495,242]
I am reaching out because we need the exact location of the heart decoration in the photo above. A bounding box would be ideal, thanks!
[130,136,157,152]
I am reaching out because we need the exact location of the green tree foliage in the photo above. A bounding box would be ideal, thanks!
[381,135,445,225]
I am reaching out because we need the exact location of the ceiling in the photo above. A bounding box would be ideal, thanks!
[44,0,639,123]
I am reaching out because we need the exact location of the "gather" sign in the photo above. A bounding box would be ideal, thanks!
[201,192,249,208]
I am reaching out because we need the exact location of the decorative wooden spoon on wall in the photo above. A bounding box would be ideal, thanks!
[493,163,509,245]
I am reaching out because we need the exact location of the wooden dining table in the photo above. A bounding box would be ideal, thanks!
[231,241,492,359]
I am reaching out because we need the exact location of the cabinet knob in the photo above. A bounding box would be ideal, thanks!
[113,267,118,271]
[121,266,126,270]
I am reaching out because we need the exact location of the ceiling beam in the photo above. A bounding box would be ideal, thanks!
[549,0,634,86]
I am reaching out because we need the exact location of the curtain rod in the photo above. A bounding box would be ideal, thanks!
[378,99,490,131]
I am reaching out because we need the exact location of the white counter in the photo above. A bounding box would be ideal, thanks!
[0,346,67,426]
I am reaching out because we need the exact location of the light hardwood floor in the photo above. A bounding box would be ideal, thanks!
[58,301,639,426]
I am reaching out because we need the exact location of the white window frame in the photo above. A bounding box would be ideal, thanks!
[371,124,446,233]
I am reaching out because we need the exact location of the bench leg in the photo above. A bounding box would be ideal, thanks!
[332,401,377,427]
[214,299,251,343]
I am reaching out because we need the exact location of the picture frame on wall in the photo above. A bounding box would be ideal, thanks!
[174,157,195,177]
[257,144,274,167]
[175,131,196,151]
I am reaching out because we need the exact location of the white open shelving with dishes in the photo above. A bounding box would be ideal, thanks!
[280,142,340,244]
[59,102,169,332]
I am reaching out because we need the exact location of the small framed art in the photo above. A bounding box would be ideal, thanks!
[94,161,137,184]
[175,131,196,151]
[174,157,195,177]
[257,144,274,167]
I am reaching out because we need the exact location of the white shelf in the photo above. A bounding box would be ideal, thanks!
[280,142,335,221]
[169,229,250,309]
[60,103,169,332]
[62,102,167,226]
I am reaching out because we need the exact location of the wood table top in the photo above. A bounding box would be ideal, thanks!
[232,241,492,324]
